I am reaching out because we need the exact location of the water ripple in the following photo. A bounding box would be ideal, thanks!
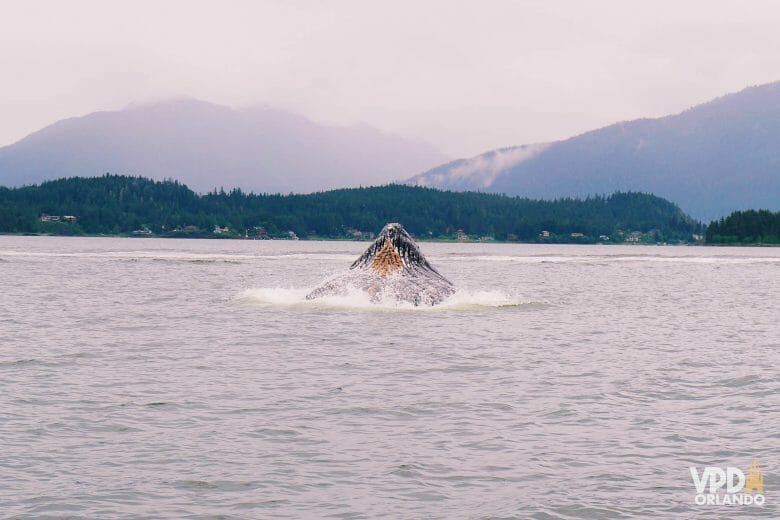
[0,237,778,518]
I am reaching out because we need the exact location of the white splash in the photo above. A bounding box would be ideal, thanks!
[234,286,529,312]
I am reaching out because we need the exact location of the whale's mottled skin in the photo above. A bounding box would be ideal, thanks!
[306,223,455,306]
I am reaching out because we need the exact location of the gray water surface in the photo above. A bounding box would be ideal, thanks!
[1,236,778,519]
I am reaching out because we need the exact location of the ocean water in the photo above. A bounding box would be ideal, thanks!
[1,236,778,519]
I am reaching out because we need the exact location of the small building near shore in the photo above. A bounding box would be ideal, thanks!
[626,231,643,243]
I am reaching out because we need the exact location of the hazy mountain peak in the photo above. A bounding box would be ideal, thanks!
[0,100,447,193]
[409,81,780,219]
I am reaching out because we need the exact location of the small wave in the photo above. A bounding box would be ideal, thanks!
[0,250,353,262]
[438,254,582,263]
[234,287,531,312]
[435,254,780,265]
[0,358,69,368]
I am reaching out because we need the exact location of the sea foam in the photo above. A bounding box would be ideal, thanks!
[234,286,529,312]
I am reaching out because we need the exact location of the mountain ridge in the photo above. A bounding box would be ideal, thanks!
[0,99,447,194]
[409,81,780,220]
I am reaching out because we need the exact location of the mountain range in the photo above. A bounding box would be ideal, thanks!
[3,82,780,220]
[409,82,780,220]
[0,99,446,194]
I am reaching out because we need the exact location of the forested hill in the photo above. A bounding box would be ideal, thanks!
[0,175,701,242]
[706,210,780,244]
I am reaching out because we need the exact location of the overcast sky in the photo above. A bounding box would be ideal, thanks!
[2,0,780,157]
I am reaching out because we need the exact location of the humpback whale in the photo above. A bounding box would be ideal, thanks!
[306,223,455,306]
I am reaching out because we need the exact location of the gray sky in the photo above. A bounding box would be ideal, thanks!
[2,0,780,157]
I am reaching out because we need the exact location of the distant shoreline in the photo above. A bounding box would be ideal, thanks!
[0,231,718,246]
[0,175,702,244]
